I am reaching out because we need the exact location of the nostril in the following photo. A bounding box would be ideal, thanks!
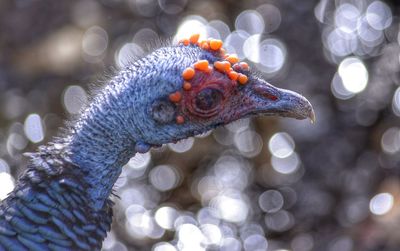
[253,84,279,101]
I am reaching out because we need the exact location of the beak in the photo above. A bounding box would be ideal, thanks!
[246,77,315,123]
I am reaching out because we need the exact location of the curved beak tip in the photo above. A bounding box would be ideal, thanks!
[309,109,316,124]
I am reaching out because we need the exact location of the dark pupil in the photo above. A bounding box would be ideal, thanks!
[195,88,222,110]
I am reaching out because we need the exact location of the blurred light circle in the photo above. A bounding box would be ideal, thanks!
[71,0,102,28]
[357,16,384,45]
[195,130,212,139]
[291,233,314,251]
[271,152,300,174]
[208,20,231,40]
[147,223,166,240]
[366,1,392,31]
[24,113,44,143]
[175,15,208,43]
[168,137,194,153]
[338,57,368,94]
[174,215,197,229]
[265,210,295,232]
[153,242,177,251]
[334,3,361,33]
[234,130,263,158]
[239,223,264,240]
[7,133,28,151]
[258,39,286,73]
[369,192,394,215]
[214,155,248,190]
[243,234,268,251]
[380,127,400,154]
[200,224,222,246]
[328,237,353,251]
[4,94,27,119]
[326,29,357,57]
[225,118,250,133]
[268,132,295,158]
[256,4,281,33]
[258,190,284,213]
[331,72,355,100]
[211,192,249,223]
[213,127,234,146]
[102,231,116,250]
[197,176,220,202]
[63,85,87,114]
[243,34,261,63]
[224,30,250,59]
[117,43,144,67]
[177,224,204,247]
[0,159,10,173]
[204,26,221,40]
[220,237,242,251]
[127,208,164,239]
[392,86,400,117]
[158,0,187,15]
[121,190,146,209]
[197,207,220,225]
[82,26,108,57]
[155,206,179,230]
[314,0,329,23]
[130,0,159,17]
[150,165,180,191]
[126,152,151,170]
[235,10,265,35]
[133,28,159,47]
[343,197,369,224]
[0,172,14,200]
[108,242,128,251]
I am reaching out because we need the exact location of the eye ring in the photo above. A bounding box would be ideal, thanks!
[190,87,224,117]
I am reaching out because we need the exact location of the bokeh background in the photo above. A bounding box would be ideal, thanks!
[0,0,400,250]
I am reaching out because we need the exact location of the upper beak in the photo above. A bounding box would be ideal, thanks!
[246,77,315,123]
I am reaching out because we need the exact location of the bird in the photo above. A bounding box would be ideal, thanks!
[0,34,315,250]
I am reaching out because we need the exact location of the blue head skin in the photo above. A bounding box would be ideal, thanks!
[66,40,315,210]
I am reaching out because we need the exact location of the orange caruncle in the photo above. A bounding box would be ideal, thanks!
[182,67,195,80]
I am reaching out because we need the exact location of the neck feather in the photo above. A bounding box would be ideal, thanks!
[65,70,139,210]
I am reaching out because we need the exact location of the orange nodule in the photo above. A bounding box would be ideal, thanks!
[226,54,239,64]
[228,71,239,81]
[183,81,192,91]
[220,48,226,55]
[213,61,223,72]
[180,38,190,46]
[182,67,195,80]
[221,61,231,71]
[176,115,185,124]
[190,34,200,44]
[240,62,250,70]
[214,61,231,72]
[201,41,210,50]
[238,74,248,85]
[169,91,182,103]
[194,60,209,71]
[209,39,223,50]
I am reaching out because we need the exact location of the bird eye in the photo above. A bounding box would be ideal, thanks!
[195,88,223,111]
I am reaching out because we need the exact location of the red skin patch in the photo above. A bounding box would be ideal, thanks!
[178,69,240,120]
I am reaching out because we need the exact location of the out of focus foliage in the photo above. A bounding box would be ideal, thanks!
[0,0,400,250]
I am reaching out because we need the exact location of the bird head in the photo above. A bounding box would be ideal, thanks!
[117,34,314,152]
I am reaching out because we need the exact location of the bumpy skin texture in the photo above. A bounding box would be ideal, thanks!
[0,41,313,250]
